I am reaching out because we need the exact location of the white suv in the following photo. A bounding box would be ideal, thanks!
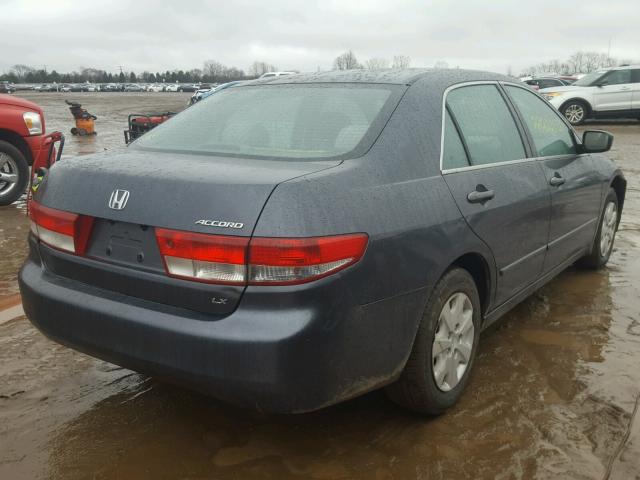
[540,65,640,125]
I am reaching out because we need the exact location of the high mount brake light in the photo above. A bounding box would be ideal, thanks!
[29,201,94,255]
[155,228,368,285]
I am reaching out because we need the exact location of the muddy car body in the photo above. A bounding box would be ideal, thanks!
[20,69,625,413]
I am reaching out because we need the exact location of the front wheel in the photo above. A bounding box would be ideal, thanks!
[0,140,29,206]
[562,101,588,125]
[386,268,481,414]
[579,188,619,269]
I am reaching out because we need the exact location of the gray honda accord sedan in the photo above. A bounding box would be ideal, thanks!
[20,69,625,414]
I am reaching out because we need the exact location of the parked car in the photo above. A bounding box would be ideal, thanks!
[99,83,119,92]
[540,64,640,125]
[85,84,98,92]
[178,84,198,92]
[0,82,15,94]
[259,71,296,78]
[20,69,625,414]
[59,84,72,92]
[147,84,164,92]
[524,77,575,91]
[189,80,244,105]
[165,83,180,92]
[124,84,144,92]
[0,94,62,205]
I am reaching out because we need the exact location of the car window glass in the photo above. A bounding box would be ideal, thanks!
[631,70,640,83]
[505,86,576,157]
[134,84,400,160]
[540,79,562,89]
[446,85,526,166]
[601,70,631,86]
[442,111,469,170]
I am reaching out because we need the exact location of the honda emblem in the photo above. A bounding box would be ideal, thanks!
[108,189,130,210]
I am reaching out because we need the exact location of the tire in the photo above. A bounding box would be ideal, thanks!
[385,268,481,414]
[561,100,588,125]
[579,188,619,269]
[0,140,29,206]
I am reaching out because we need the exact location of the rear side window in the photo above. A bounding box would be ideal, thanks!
[538,79,562,89]
[600,69,631,86]
[134,84,401,160]
[632,69,640,83]
[505,86,576,157]
[442,111,469,170]
[446,85,526,166]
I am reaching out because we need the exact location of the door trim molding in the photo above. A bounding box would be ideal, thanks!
[548,217,597,249]
[499,244,547,276]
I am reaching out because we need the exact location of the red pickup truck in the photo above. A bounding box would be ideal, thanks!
[0,94,62,206]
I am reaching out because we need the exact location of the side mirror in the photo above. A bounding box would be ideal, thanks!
[581,130,613,153]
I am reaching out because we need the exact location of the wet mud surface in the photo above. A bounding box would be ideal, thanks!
[1,94,639,479]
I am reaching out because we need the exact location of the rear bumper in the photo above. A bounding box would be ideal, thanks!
[19,251,425,413]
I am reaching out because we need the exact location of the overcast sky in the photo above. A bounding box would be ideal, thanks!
[2,0,638,76]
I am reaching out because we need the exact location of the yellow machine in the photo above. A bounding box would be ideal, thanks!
[66,100,97,136]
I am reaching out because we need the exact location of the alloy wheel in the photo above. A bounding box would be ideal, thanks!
[600,201,617,257]
[432,292,475,392]
[564,104,585,124]
[0,152,19,198]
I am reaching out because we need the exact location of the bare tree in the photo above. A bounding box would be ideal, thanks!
[203,60,225,81]
[364,57,389,70]
[567,52,585,74]
[11,64,35,81]
[248,61,278,77]
[333,50,361,70]
[80,67,104,82]
[392,55,411,69]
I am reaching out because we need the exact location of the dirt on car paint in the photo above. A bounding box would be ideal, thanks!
[1,93,639,480]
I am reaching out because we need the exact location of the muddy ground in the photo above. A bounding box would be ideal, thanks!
[0,92,639,480]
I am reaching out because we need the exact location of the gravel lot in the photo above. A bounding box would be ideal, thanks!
[1,92,639,480]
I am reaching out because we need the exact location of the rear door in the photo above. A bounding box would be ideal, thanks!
[631,69,640,111]
[504,84,603,271]
[592,69,633,112]
[442,83,551,306]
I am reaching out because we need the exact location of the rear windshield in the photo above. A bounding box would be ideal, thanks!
[133,84,403,160]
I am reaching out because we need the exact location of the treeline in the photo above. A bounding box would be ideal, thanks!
[519,51,636,76]
[332,50,411,70]
[0,52,415,85]
[0,60,265,84]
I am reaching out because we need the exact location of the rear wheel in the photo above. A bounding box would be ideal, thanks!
[561,100,588,125]
[0,140,29,206]
[386,268,481,414]
[580,188,619,269]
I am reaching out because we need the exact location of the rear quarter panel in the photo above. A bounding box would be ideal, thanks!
[254,78,497,308]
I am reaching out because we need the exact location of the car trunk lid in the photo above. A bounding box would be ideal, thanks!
[33,150,339,315]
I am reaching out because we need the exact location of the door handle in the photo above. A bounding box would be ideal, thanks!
[467,187,495,204]
[549,174,565,187]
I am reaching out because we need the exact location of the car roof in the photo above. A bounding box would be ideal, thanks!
[248,68,515,86]
[609,64,640,70]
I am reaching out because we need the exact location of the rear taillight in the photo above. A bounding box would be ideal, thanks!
[29,200,94,255]
[248,235,368,285]
[155,228,368,286]
[156,228,249,285]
